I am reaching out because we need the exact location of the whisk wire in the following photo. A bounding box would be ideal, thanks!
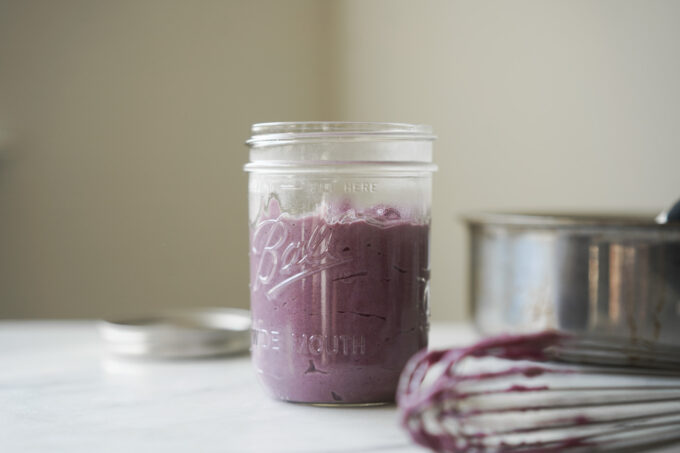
[398,331,680,453]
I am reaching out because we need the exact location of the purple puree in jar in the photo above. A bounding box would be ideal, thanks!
[250,200,430,404]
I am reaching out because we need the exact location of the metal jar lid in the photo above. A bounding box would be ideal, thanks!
[98,308,251,359]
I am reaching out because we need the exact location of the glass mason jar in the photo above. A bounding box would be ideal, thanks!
[245,122,436,405]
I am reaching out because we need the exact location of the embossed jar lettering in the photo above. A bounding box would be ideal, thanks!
[251,216,349,299]
[290,333,367,356]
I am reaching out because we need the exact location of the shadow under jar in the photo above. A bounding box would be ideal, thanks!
[245,122,437,405]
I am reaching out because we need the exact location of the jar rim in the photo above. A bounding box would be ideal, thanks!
[244,161,438,174]
[246,122,436,147]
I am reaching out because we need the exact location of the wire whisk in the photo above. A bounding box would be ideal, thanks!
[397,332,680,452]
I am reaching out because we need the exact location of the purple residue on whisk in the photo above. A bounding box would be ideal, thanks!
[507,384,550,392]
[396,330,586,453]
[573,415,591,425]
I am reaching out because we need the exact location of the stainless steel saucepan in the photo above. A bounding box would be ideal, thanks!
[465,210,680,349]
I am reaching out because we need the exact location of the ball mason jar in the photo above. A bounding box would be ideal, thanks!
[245,122,436,405]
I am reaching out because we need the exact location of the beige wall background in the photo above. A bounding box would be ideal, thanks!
[1,0,679,320]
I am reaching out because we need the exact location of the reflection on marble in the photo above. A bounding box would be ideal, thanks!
[0,321,475,453]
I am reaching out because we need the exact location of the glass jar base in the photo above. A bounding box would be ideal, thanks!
[287,400,393,408]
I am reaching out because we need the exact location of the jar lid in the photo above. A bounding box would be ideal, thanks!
[98,308,251,359]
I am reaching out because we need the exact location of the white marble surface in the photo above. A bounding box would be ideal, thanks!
[0,321,478,453]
